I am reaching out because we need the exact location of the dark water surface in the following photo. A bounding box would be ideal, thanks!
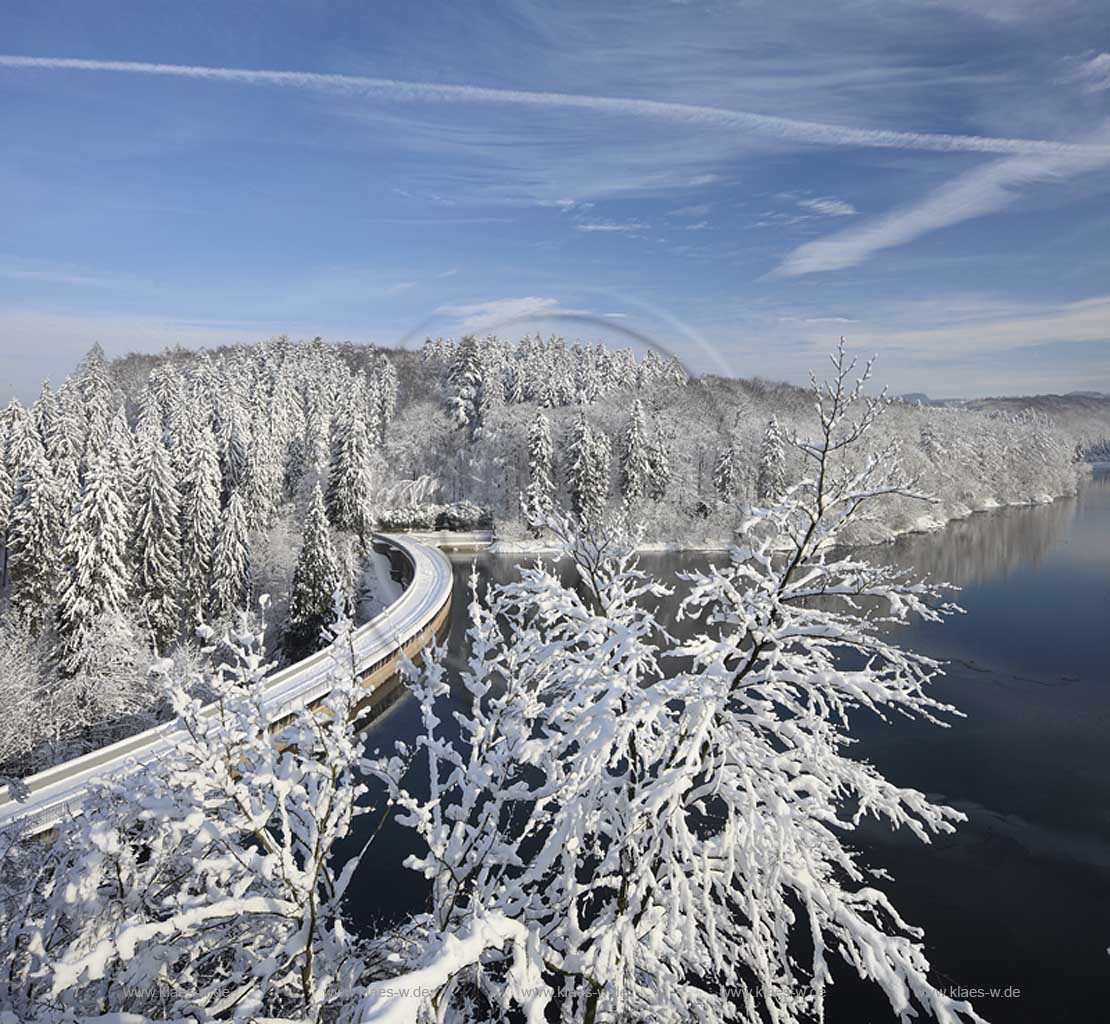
[347,468,1110,1023]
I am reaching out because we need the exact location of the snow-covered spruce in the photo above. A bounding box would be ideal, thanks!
[179,416,222,627]
[619,397,653,501]
[132,400,183,650]
[566,409,612,526]
[326,381,375,538]
[755,412,787,502]
[713,438,740,502]
[521,409,555,534]
[209,488,252,622]
[56,423,135,677]
[284,483,346,661]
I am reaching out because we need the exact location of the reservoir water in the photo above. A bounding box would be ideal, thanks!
[349,466,1110,1023]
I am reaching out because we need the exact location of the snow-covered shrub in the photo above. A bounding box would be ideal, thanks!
[377,503,440,531]
[435,500,492,531]
[376,500,492,532]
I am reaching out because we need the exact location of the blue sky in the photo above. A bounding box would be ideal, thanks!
[2,0,1110,401]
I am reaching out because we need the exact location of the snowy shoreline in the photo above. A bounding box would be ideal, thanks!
[479,478,1085,558]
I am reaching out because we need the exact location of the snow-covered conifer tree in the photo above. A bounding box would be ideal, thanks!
[566,411,609,525]
[326,391,374,537]
[647,424,672,500]
[31,380,58,449]
[756,413,788,501]
[147,364,189,480]
[447,335,489,441]
[363,372,383,449]
[284,483,345,660]
[304,390,332,481]
[219,402,252,501]
[590,425,612,510]
[0,411,13,587]
[74,345,119,479]
[107,405,136,505]
[374,353,399,439]
[713,441,739,501]
[522,410,555,534]
[179,419,222,627]
[7,439,63,634]
[39,389,80,519]
[619,398,652,500]
[55,374,88,484]
[56,438,135,676]
[209,489,252,620]
[133,411,183,649]
[2,401,36,470]
[637,348,665,389]
[245,415,283,530]
[575,344,603,404]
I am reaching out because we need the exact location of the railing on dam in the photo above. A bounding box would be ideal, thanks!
[0,534,454,840]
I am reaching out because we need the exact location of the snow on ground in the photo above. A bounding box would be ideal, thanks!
[357,548,404,622]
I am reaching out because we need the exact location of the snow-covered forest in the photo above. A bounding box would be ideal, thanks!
[2,347,1006,1023]
[0,334,1093,778]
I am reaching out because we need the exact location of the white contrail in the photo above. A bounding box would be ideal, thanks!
[777,146,1110,275]
[2,54,1108,159]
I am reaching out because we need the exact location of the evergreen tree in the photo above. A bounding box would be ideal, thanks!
[566,411,592,522]
[326,394,374,537]
[713,442,739,501]
[5,403,50,594]
[637,349,665,390]
[180,420,222,626]
[374,354,399,440]
[57,440,135,675]
[590,428,613,510]
[574,344,602,404]
[283,432,309,501]
[209,489,252,620]
[31,380,58,448]
[647,427,672,501]
[41,389,80,518]
[0,411,13,587]
[756,415,788,502]
[220,404,251,501]
[284,484,344,661]
[364,374,384,450]
[246,415,282,530]
[3,401,37,469]
[522,411,555,534]
[619,399,652,500]
[566,412,610,525]
[150,363,189,479]
[133,414,183,649]
[108,406,136,505]
[304,391,332,481]
[8,440,63,633]
[75,344,117,476]
[447,335,488,441]
[56,375,89,471]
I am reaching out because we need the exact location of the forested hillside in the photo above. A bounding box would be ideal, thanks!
[0,335,1089,775]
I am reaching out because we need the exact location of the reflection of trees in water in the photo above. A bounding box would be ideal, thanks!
[465,471,1110,647]
[883,495,1077,587]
